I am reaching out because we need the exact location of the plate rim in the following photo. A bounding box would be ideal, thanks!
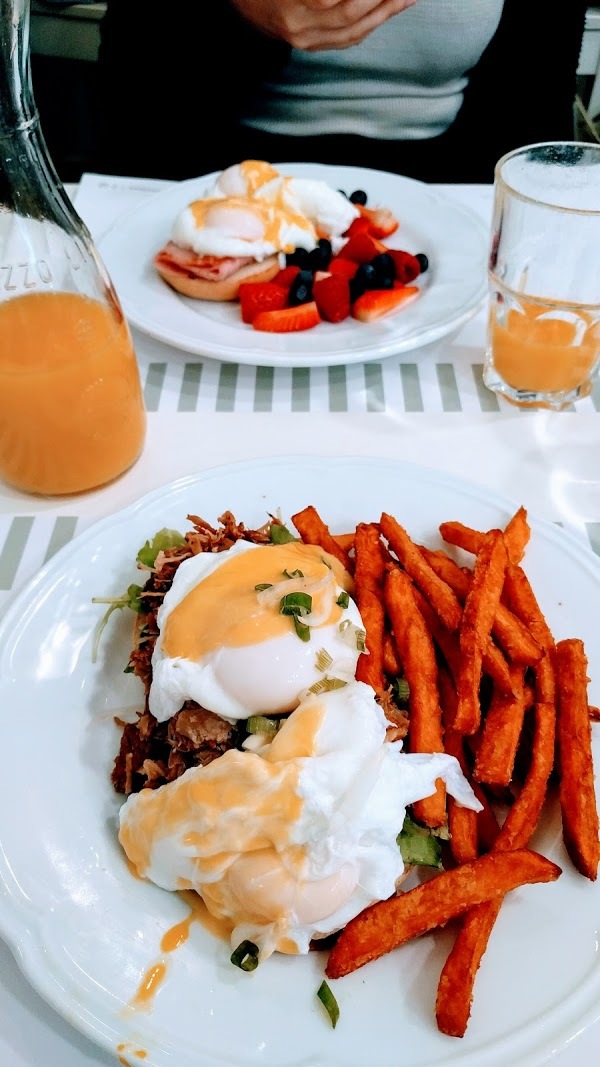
[1,454,600,1067]
[97,163,489,368]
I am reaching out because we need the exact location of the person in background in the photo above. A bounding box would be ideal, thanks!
[95,0,587,183]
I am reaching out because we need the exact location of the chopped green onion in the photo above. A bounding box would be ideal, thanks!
[270,523,297,545]
[280,592,312,617]
[247,715,279,736]
[355,628,367,653]
[338,619,351,634]
[336,591,349,609]
[315,648,333,672]
[309,676,348,695]
[123,663,135,675]
[283,568,304,579]
[255,583,273,592]
[294,616,311,642]
[317,980,339,1028]
[393,676,410,703]
[320,556,332,570]
[230,940,260,972]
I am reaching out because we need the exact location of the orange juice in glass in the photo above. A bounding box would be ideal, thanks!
[484,142,600,410]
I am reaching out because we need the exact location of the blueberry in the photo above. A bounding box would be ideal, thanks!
[286,247,310,269]
[370,252,395,285]
[349,189,368,206]
[289,269,314,306]
[415,252,429,274]
[308,238,332,271]
[349,275,366,303]
[354,262,378,290]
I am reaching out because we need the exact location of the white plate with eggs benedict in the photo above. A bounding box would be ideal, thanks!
[97,162,489,368]
[0,455,599,1067]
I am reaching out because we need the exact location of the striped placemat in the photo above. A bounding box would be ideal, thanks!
[136,352,600,415]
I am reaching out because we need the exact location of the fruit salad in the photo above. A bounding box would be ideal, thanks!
[238,188,429,334]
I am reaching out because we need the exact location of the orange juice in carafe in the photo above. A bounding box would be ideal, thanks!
[0,0,146,495]
[0,291,146,495]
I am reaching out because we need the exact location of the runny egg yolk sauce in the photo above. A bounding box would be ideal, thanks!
[188,189,315,254]
[119,697,358,956]
[236,159,280,193]
[161,542,352,663]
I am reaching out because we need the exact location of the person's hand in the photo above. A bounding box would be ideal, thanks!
[230,0,417,52]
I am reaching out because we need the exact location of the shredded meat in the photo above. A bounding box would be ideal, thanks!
[378,687,410,740]
[111,512,275,795]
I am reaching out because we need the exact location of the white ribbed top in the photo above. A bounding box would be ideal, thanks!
[241,0,504,141]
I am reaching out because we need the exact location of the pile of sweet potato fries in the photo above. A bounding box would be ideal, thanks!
[290,503,600,1037]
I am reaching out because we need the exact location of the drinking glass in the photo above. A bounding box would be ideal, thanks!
[483,142,600,410]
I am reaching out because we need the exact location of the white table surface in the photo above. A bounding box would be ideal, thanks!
[0,175,599,1067]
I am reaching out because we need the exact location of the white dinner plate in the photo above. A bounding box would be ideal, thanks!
[97,164,489,367]
[0,456,599,1067]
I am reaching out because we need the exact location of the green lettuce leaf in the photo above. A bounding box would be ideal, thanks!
[397,814,443,868]
[137,528,185,567]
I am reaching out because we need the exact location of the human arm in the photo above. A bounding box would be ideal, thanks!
[229,0,417,51]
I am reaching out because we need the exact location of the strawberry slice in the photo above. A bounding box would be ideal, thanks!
[342,216,372,239]
[328,257,359,281]
[338,232,388,263]
[313,275,351,323]
[352,286,420,323]
[239,281,288,324]
[273,265,301,289]
[253,301,321,333]
[358,205,399,239]
[388,249,421,284]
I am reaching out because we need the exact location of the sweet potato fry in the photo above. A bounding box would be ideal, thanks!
[410,583,513,698]
[384,566,446,827]
[503,563,555,705]
[453,531,509,735]
[439,666,499,862]
[436,899,502,1037]
[503,564,554,651]
[353,523,386,695]
[334,532,355,553]
[439,520,482,557]
[325,849,561,979]
[436,700,556,1036]
[380,513,462,632]
[291,505,352,572]
[503,506,530,563]
[420,546,542,667]
[383,631,401,676]
[439,506,529,566]
[445,742,479,864]
[473,665,527,787]
[556,639,600,881]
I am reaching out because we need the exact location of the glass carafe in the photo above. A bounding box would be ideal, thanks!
[0,0,146,495]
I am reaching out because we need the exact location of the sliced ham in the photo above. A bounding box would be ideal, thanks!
[154,241,254,281]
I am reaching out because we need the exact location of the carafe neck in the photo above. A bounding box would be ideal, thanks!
[0,0,37,137]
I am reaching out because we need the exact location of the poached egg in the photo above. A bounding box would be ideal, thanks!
[170,160,359,260]
[149,539,364,723]
[120,681,482,961]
